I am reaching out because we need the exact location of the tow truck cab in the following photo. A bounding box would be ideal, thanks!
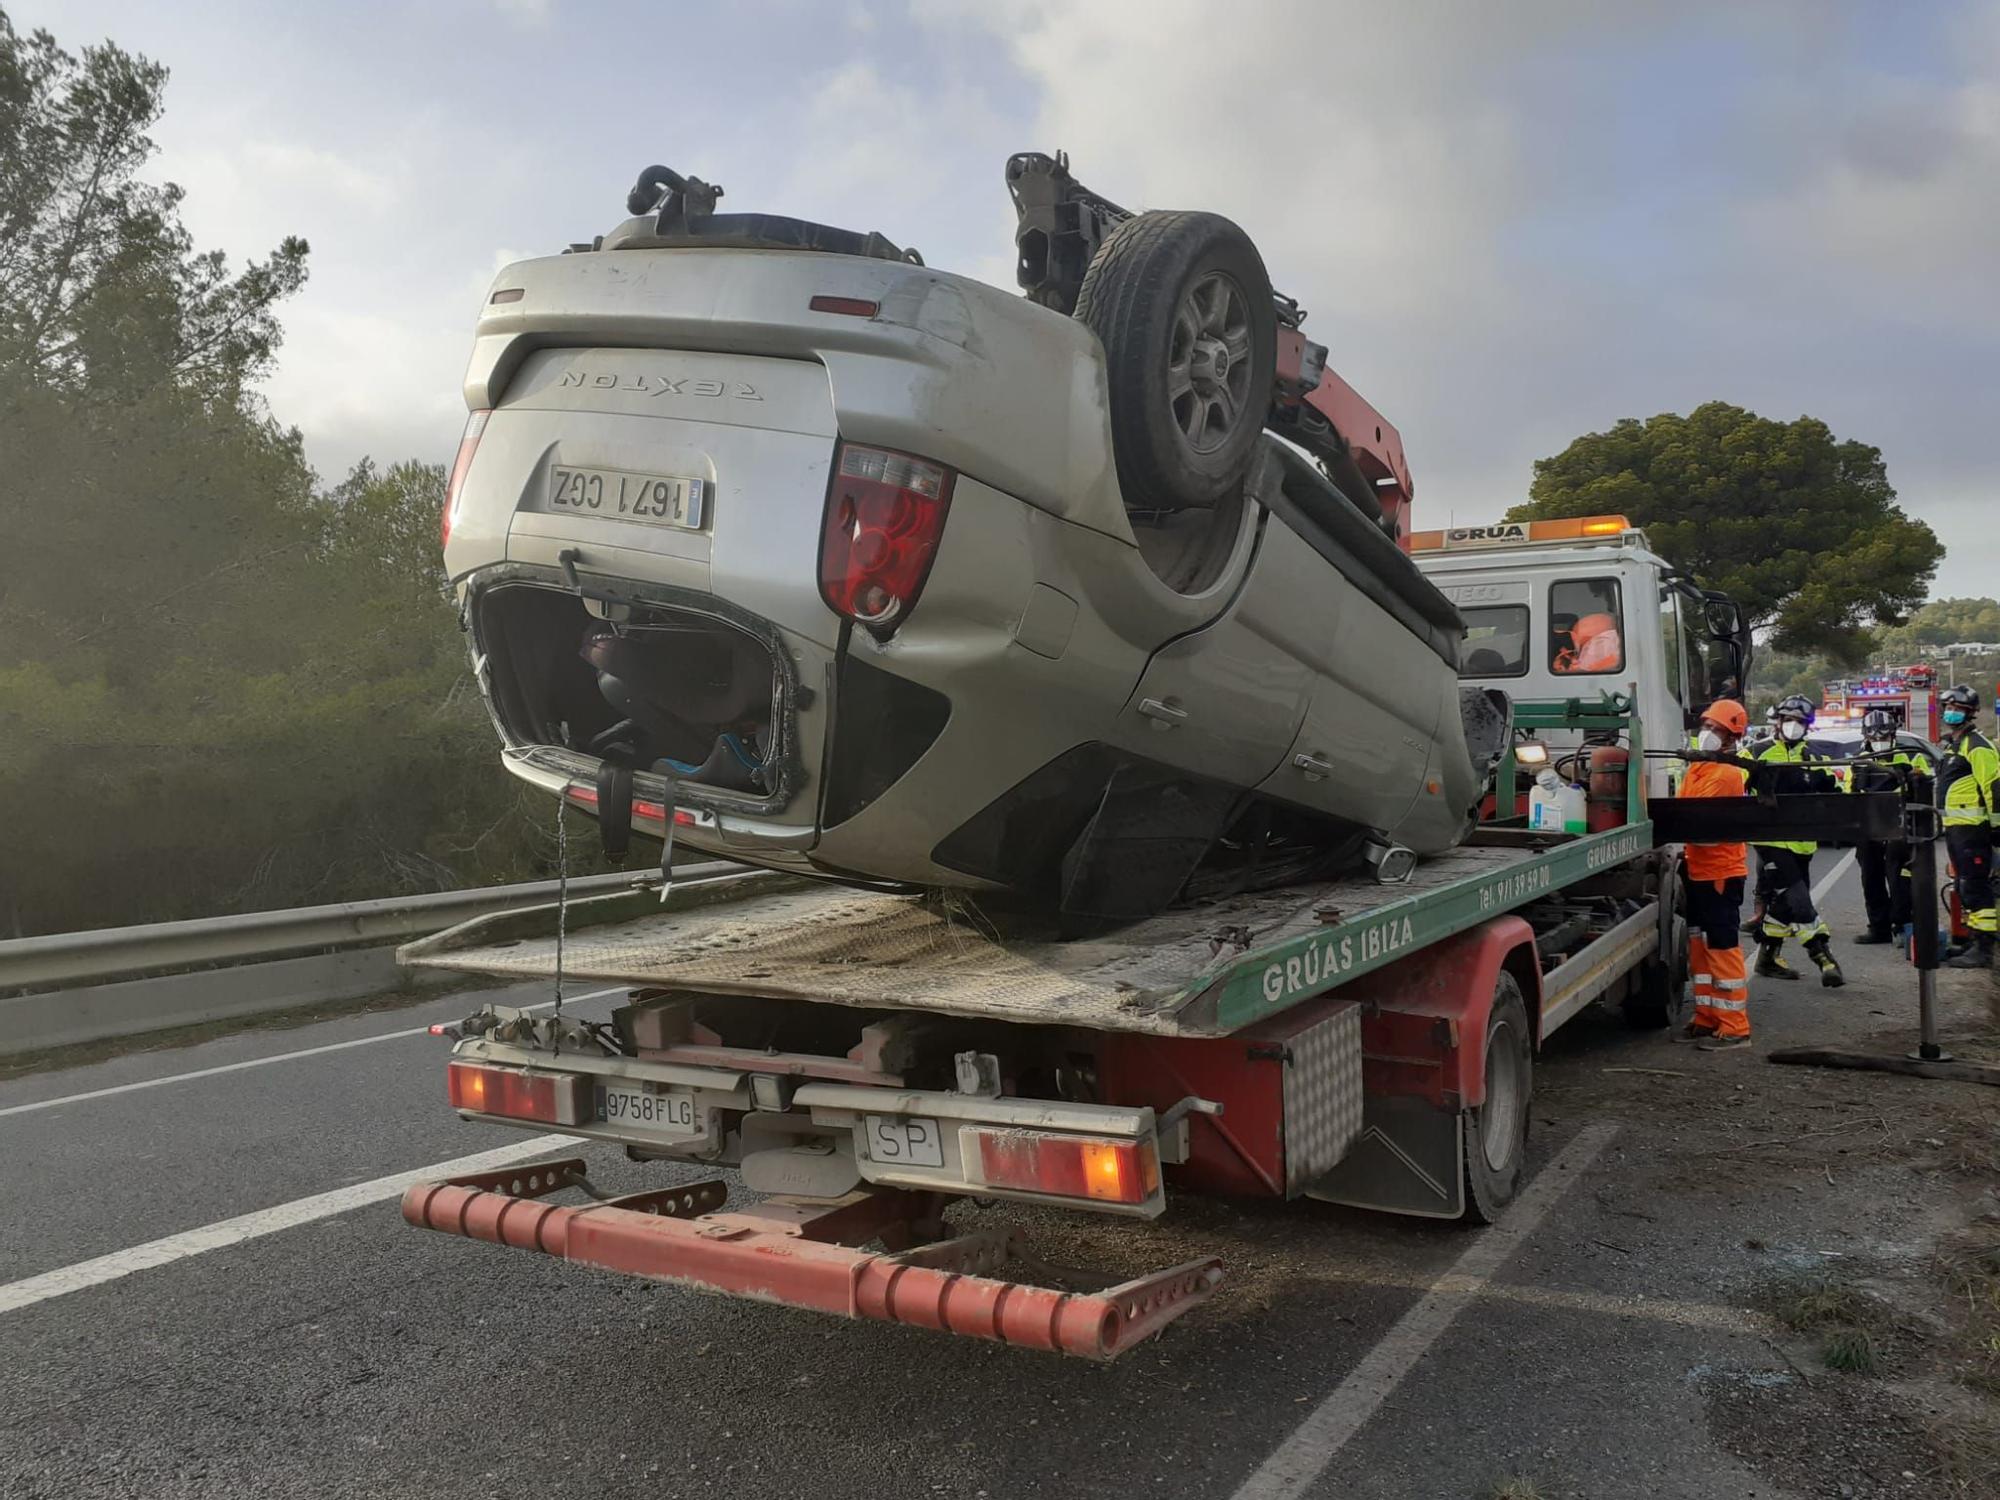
[1411,516,1751,794]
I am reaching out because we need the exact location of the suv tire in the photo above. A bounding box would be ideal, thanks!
[1075,211,1276,512]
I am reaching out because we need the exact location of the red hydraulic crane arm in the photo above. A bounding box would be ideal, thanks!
[1008,150,1417,548]
[1301,362,1414,542]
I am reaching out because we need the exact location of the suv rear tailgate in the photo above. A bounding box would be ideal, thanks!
[450,346,841,648]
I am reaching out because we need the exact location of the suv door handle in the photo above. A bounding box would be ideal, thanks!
[1293,752,1334,781]
[1138,697,1189,730]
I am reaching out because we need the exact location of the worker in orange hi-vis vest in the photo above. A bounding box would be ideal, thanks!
[1553,613,1622,674]
[1678,699,1753,1051]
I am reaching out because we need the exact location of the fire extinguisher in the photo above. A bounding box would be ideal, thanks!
[1586,745,1630,832]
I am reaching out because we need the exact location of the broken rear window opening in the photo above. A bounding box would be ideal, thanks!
[475,583,779,796]
[1549,577,1624,675]
[1457,605,1530,678]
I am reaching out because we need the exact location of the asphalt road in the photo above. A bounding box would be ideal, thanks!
[0,857,1983,1500]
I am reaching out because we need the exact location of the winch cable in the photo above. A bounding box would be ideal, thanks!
[552,789,569,1058]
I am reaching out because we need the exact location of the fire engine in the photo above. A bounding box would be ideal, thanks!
[1821,664,1940,742]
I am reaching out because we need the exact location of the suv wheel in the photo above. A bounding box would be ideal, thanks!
[1076,210,1276,512]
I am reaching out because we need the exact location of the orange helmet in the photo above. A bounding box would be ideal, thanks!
[1702,698,1749,736]
[1571,613,1616,644]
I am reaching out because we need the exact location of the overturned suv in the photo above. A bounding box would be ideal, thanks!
[442,156,1502,928]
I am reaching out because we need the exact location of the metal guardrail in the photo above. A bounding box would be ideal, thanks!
[0,861,748,992]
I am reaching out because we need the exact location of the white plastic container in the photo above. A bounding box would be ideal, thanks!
[1527,771,1588,835]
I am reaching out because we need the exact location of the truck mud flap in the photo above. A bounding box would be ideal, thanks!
[403,1159,1222,1361]
[1304,1096,1465,1219]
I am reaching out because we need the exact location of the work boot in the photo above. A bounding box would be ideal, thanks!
[1853,926,1893,945]
[1697,1033,1753,1052]
[1754,939,1800,980]
[1945,935,1996,969]
[1673,1022,1718,1044]
[1741,915,1763,935]
[1805,937,1845,988]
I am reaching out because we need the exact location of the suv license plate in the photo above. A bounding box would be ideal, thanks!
[864,1115,945,1169]
[547,465,705,529]
[599,1081,701,1138]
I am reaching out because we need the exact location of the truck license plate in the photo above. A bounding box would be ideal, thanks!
[546,465,706,529]
[864,1114,945,1169]
[598,1081,701,1138]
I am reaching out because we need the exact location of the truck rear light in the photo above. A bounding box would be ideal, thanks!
[969,1129,1161,1205]
[441,409,491,547]
[447,1061,589,1126]
[818,442,954,634]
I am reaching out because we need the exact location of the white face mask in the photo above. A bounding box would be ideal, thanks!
[1697,729,1726,753]
[1779,720,1807,743]
[1868,737,1895,754]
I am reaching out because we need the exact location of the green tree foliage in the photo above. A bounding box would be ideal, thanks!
[1508,402,1943,666]
[0,11,569,936]
[0,14,305,396]
[1744,648,1845,717]
[1744,601,2000,716]
[1875,597,2000,658]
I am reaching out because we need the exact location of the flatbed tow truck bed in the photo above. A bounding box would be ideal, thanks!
[400,824,1658,1040]
[397,697,1690,1361]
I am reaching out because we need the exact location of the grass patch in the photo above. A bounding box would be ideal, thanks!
[1821,1327,1881,1375]
[1768,1273,1878,1335]
[1929,1413,2000,1499]
[1939,1218,2000,1402]
[1492,1481,1544,1500]
[1763,1271,1908,1377]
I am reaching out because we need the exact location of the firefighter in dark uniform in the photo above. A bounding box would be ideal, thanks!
[1851,708,1931,946]
[1753,695,1844,986]
[1937,685,1999,969]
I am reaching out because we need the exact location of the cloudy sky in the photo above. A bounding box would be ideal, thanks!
[26,0,2000,595]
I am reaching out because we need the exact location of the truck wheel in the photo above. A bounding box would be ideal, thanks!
[1463,972,1532,1223]
[1624,872,1689,1029]
[1075,210,1276,512]
[1625,914,1689,1029]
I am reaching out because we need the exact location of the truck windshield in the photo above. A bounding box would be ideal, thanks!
[1550,578,1624,675]
[1458,605,1530,678]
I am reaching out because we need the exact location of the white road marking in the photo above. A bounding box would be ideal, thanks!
[1812,848,1857,907]
[0,1132,577,1316]
[1229,1123,1618,1500]
[0,986,631,1119]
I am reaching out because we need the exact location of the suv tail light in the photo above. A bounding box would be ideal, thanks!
[441,409,491,548]
[818,442,955,634]
[968,1129,1161,1205]
[447,1061,589,1125]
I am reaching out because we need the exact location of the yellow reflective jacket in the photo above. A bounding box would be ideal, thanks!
[1847,747,1931,798]
[1939,729,2000,829]
[1754,739,1826,854]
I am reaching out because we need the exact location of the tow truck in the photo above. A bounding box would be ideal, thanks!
[401,156,1779,1357]
[398,677,1714,1359]
[1413,514,1753,798]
